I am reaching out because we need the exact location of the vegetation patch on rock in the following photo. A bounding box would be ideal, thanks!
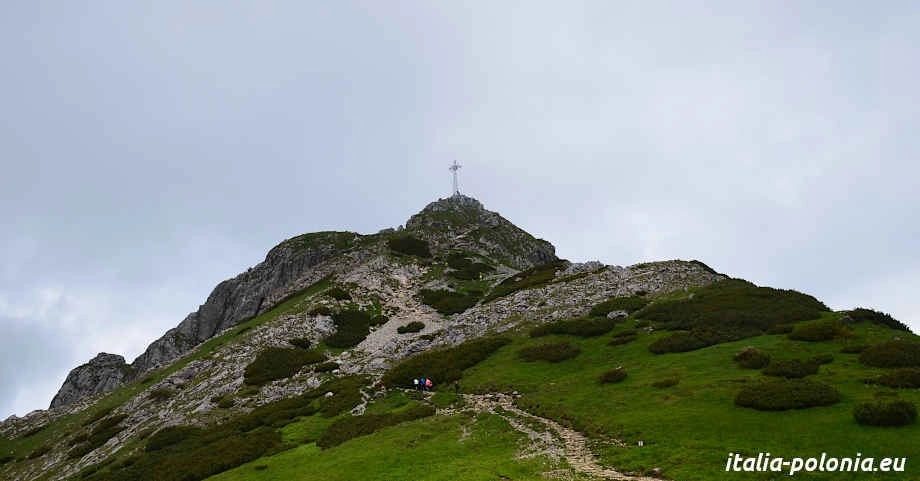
[530,316,617,338]
[244,348,327,386]
[397,321,425,334]
[325,309,375,348]
[483,260,568,302]
[420,289,481,315]
[387,235,432,258]
[382,337,511,387]
[589,296,648,317]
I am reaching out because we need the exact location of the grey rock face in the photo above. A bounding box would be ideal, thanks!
[49,353,133,409]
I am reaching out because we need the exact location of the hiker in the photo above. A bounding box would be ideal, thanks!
[454,379,460,394]
[420,377,426,392]
[426,378,433,391]
[413,378,419,391]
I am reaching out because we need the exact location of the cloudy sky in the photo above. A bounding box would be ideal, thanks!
[2,1,918,418]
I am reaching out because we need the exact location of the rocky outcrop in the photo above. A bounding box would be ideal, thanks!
[130,231,360,374]
[49,353,133,409]
[405,195,556,269]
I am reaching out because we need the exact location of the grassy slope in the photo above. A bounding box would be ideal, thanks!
[461,318,920,481]
[208,414,557,481]
[0,278,331,478]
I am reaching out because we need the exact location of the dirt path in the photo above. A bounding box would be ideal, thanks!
[449,393,663,481]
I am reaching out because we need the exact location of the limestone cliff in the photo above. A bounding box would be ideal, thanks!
[49,354,134,409]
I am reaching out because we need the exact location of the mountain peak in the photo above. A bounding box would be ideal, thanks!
[405,195,556,270]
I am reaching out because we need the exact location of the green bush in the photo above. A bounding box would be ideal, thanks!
[148,388,174,402]
[325,309,374,348]
[369,314,389,326]
[387,236,432,258]
[762,359,820,378]
[599,367,628,384]
[518,341,581,363]
[210,395,235,409]
[765,324,794,335]
[530,316,617,338]
[325,286,352,301]
[788,320,844,342]
[841,344,869,354]
[648,329,729,354]
[397,321,425,334]
[69,414,129,459]
[853,400,917,426]
[733,347,771,369]
[419,289,481,315]
[82,406,117,427]
[735,379,841,411]
[382,337,511,387]
[638,279,828,350]
[313,361,339,373]
[316,403,436,449]
[865,368,920,388]
[589,296,649,317]
[849,308,910,332]
[146,426,204,452]
[483,260,568,302]
[651,377,680,388]
[860,340,920,368]
[243,347,327,385]
[445,252,494,280]
[28,444,51,459]
[287,337,312,349]
[308,305,334,316]
[810,353,834,365]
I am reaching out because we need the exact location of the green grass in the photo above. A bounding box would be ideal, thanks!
[205,414,557,481]
[459,320,920,480]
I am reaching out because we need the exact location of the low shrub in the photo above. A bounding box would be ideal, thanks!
[28,444,51,459]
[865,368,920,388]
[397,321,425,334]
[735,379,841,411]
[849,308,910,332]
[210,396,235,409]
[325,286,351,300]
[733,347,771,369]
[369,314,389,326]
[530,317,617,338]
[649,329,735,354]
[763,359,820,378]
[788,320,844,342]
[146,426,204,452]
[766,324,794,335]
[313,361,339,373]
[810,353,834,365]
[483,260,568,302]
[860,340,920,368]
[316,403,436,448]
[651,377,680,388]
[445,252,493,280]
[599,367,628,384]
[419,289,481,315]
[308,305,334,316]
[382,337,511,387]
[148,388,175,402]
[325,309,374,348]
[841,344,869,354]
[243,347,327,385]
[387,236,432,258]
[853,400,917,426]
[287,338,312,349]
[518,341,581,363]
[69,414,129,459]
[589,296,648,317]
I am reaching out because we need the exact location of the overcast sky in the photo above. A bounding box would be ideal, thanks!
[2,1,918,418]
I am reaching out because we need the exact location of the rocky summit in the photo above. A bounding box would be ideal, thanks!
[2,195,913,481]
